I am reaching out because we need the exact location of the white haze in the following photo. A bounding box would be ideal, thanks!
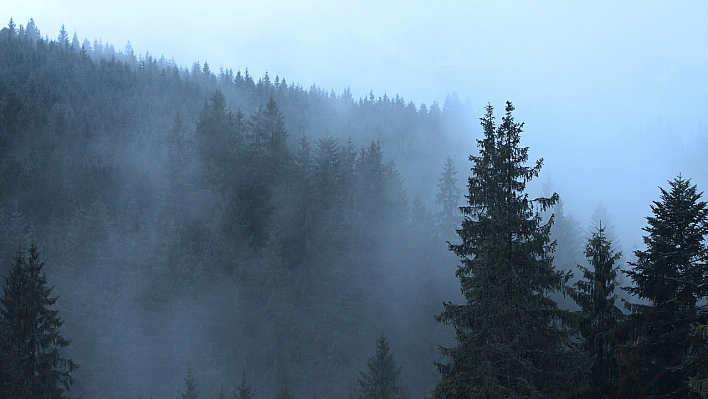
[7,0,708,255]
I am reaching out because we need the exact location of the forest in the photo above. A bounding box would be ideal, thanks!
[1,17,708,399]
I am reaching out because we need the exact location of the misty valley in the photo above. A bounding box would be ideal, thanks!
[2,18,708,399]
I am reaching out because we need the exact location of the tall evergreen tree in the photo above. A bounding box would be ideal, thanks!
[0,241,77,399]
[234,370,254,399]
[435,156,462,240]
[622,176,708,398]
[550,199,584,282]
[432,102,582,399]
[180,365,200,399]
[248,95,289,174]
[195,88,240,173]
[357,334,409,399]
[57,25,69,47]
[571,225,623,398]
[589,202,623,257]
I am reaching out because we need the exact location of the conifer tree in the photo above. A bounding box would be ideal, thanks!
[623,176,708,398]
[435,156,462,240]
[234,370,254,399]
[588,202,624,265]
[57,24,69,47]
[0,241,77,399]
[180,365,200,399]
[248,95,289,174]
[550,199,584,283]
[432,102,582,399]
[357,334,409,399]
[274,381,294,399]
[571,225,623,398]
[195,88,240,170]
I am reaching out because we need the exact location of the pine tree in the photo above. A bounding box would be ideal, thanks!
[435,156,462,240]
[551,199,584,284]
[217,385,227,399]
[234,370,254,399]
[571,225,623,398]
[57,24,69,47]
[180,365,200,399]
[589,202,623,257]
[357,334,409,399]
[248,95,289,174]
[622,176,708,398]
[432,102,582,399]
[0,241,77,399]
[195,88,240,171]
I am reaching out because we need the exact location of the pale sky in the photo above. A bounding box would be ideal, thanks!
[4,0,708,248]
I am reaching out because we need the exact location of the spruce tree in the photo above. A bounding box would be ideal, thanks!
[357,334,409,399]
[0,241,77,399]
[234,370,254,399]
[432,102,581,399]
[435,156,462,240]
[180,365,200,399]
[623,176,708,398]
[571,225,623,398]
[550,199,584,285]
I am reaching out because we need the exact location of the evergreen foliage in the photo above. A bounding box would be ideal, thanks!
[357,334,409,399]
[234,370,254,399]
[622,176,708,398]
[571,225,624,398]
[434,156,462,239]
[589,203,623,257]
[0,241,77,399]
[274,381,295,399]
[432,102,582,399]
[690,324,708,397]
[550,199,584,283]
[181,365,200,399]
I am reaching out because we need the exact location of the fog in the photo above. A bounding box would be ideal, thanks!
[8,1,708,248]
[1,2,707,398]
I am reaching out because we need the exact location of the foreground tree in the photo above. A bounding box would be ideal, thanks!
[690,324,708,397]
[572,225,624,398]
[432,102,582,399]
[0,241,77,399]
[357,334,409,399]
[623,176,708,398]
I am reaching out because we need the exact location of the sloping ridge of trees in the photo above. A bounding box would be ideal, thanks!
[2,18,708,399]
[0,18,465,399]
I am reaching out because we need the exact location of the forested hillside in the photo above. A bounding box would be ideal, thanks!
[0,19,468,399]
[2,18,708,399]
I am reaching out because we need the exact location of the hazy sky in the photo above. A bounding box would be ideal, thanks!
[4,1,708,248]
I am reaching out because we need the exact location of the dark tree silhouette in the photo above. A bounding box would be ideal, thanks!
[357,334,408,399]
[623,176,708,398]
[571,225,623,398]
[0,241,77,399]
[432,102,583,398]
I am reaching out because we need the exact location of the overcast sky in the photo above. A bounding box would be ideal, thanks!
[4,1,708,249]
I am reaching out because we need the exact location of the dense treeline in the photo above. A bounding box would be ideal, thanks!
[1,18,708,399]
[0,18,462,399]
